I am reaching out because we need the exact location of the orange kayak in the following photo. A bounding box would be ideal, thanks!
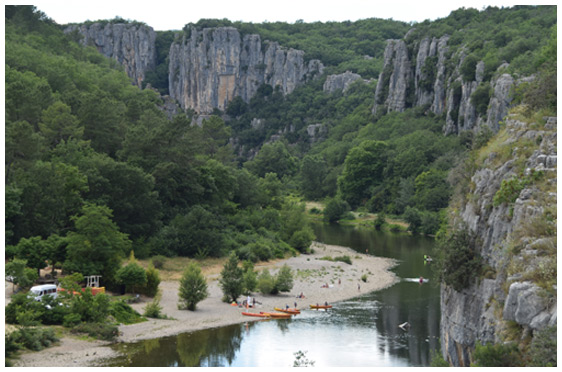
[242,312,269,318]
[274,307,300,314]
[262,312,292,318]
[310,304,332,309]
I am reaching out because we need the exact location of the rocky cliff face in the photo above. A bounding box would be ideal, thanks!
[64,23,157,87]
[168,27,324,114]
[440,115,557,366]
[373,34,518,135]
[323,71,367,94]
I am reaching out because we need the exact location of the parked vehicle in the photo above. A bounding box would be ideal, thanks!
[29,284,58,301]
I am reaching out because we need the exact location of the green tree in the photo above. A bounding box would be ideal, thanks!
[141,263,161,297]
[5,259,38,290]
[274,264,294,293]
[414,170,451,212]
[115,262,147,295]
[242,261,258,295]
[11,161,88,241]
[12,236,49,276]
[245,141,298,178]
[338,140,389,208]
[64,203,131,285]
[299,155,328,200]
[323,197,350,223]
[404,206,422,234]
[178,262,209,311]
[219,252,244,303]
[257,268,275,295]
[38,101,83,147]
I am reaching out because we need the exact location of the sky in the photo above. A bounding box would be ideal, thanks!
[5,0,556,31]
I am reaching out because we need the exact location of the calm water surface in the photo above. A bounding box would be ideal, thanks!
[107,223,440,367]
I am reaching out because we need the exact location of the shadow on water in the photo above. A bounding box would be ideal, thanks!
[106,223,440,367]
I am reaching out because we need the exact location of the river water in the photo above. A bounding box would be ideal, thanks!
[106,223,440,367]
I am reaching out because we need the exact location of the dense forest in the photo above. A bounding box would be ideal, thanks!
[4,5,556,293]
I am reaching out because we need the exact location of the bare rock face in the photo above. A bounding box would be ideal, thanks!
[169,27,324,114]
[440,117,557,366]
[373,33,520,135]
[323,71,365,94]
[64,23,157,87]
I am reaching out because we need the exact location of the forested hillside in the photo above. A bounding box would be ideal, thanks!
[5,6,315,288]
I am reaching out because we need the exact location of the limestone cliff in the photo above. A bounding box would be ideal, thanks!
[440,115,557,366]
[168,27,324,114]
[64,22,157,87]
[373,34,518,135]
[323,71,368,94]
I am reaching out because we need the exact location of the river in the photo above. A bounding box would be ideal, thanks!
[106,223,440,367]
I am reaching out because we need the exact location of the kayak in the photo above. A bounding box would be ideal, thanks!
[242,312,269,318]
[310,304,332,309]
[262,312,292,318]
[274,307,300,314]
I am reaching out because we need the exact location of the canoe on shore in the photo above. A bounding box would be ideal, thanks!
[242,312,269,318]
[262,312,292,318]
[310,304,332,309]
[274,307,300,314]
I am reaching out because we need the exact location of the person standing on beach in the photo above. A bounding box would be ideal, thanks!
[358,283,361,291]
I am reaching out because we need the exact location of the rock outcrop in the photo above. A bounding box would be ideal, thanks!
[64,22,157,87]
[323,71,366,94]
[168,27,324,114]
[440,116,557,366]
[373,34,519,135]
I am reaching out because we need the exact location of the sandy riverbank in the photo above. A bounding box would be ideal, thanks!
[11,242,398,367]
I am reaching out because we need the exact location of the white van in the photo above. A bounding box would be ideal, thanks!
[30,284,58,301]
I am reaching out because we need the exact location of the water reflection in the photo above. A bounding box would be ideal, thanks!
[107,224,441,367]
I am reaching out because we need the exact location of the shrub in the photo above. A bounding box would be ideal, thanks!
[8,327,59,352]
[143,299,164,319]
[63,313,82,327]
[374,213,386,230]
[334,255,352,265]
[140,264,160,297]
[289,227,315,253]
[275,264,294,293]
[219,252,244,303]
[109,300,145,324]
[242,262,258,295]
[257,269,275,295]
[528,326,557,366]
[178,262,209,311]
[361,274,368,282]
[472,341,523,367]
[434,226,481,291]
[115,262,147,295]
[151,255,167,269]
[71,322,119,341]
[323,198,350,223]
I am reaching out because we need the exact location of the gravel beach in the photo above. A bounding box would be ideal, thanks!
[11,242,398,367]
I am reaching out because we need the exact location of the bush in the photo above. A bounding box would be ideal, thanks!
[374,213,386,230]
[334,255,352,265]
[143,299,164,319]
[361,274,368,282]
[323,198,350,223]
[275,264,294,293]
[151,255,167,269]
[179,262,209,311]
[434,226,481,291]
[219,252,244,303]
[140,264,160,297]
[109,300,145,324]
[63,313,82,327]
[472,341,523,367]
[71,322,119,341]
[8,327,59,352]
[289,227,315,252]
[257,269,275,295]
[115,262,147,295]
[528,326,557,367]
